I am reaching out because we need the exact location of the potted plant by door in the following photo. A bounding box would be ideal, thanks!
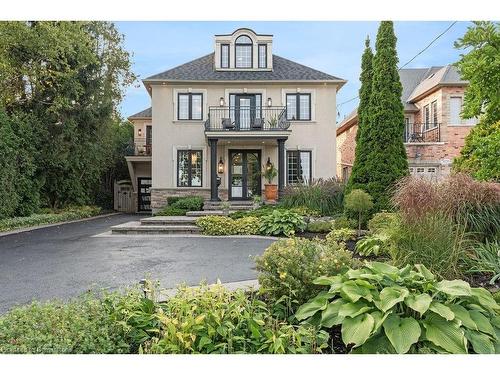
[262,159,278,202]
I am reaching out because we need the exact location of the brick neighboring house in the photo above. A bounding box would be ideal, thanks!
[336,65,476,181]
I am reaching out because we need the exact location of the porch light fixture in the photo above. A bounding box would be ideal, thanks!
[218,157,224,174]
[265,157,273,171]
[138,128,142,137]
[267,97,272,107]
[219,97,225,107]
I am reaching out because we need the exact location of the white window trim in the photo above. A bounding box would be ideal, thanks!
[281,89,316,122]
[172,145,208,188]
[172,88,208,122]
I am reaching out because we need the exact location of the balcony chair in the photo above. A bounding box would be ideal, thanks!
[222,118,235,130]
[251,118,264,130]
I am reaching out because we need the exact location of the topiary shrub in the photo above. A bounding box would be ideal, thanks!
[259,210,306,237]
[295,263,500,354]
[344,189,374,232]
[255,238,360,309]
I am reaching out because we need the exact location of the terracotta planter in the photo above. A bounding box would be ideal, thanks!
[264,184,278,202]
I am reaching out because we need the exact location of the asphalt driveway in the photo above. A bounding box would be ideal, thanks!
[0,214,275,314]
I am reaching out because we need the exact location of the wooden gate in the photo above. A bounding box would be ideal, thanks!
[114,180,134,213]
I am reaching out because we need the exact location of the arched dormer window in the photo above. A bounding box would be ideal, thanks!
[235,35,253,68]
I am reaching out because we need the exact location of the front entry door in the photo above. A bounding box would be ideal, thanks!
[229,150,261,200]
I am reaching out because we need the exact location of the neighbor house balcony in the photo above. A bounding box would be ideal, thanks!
[204,106,291,137]
[404,122,441,143]
[126,142,152,156]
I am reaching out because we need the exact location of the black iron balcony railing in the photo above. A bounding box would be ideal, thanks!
[404,122,441,143]
[204,106,291,131]
[126,142,152,156]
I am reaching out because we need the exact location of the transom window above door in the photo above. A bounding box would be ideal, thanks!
[235,35,253,68]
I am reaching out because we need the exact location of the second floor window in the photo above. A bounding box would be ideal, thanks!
[221,44,229,68]
[235,35,252,68]
[431,100,438,126]
[450,96,462,125]
[258,44,267,68]
[178,93,203,120]
[423,104,430,128]
[286,93,311,121]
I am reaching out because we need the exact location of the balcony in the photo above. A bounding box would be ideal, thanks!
[204,106,291,132]
[126,142,152,156]
[404,123,441,143]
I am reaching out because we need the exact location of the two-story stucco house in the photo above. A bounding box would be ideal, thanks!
[336,65,475,182]
[126,28,346,212]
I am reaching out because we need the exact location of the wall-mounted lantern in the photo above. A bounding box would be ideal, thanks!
[138,128,142,137]
[219,97,225,107]
[265,157,273,171]
[218,157,224,174]
[267,97,272,107]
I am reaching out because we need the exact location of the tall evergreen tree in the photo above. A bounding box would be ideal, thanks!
[365,21,408,210]
[346,36,374,193]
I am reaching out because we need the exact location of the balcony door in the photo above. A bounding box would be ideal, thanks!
[230,94,262,130]
[229,150,261,200]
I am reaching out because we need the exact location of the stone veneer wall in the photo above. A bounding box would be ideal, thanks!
[150,188,229,212]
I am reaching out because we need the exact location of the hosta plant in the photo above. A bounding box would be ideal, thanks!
[259,210,306,237]
[355,233,390,257]
[295,262,500,354]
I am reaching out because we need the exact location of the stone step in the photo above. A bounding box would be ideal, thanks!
[186,210,230,217]
[111,222,201,235]
[140,216,197,226]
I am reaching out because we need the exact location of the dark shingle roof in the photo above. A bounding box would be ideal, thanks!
[144,53,345,82]
[128,107,151,119]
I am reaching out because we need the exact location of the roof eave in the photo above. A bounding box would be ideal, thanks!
[143,78,347,85]
[408,82,468,103]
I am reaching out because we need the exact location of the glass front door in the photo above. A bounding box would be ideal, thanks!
[229,150,261,200]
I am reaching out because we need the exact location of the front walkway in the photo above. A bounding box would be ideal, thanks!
[0,213,275,314]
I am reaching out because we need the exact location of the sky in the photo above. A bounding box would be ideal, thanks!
[115,21,471,122]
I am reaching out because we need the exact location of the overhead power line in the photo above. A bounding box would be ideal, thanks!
[336,21,458,113]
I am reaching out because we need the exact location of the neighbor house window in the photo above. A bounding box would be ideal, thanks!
[287,150,312,184]
[235,35,252,68]
[258,44,267,68]
[431,100,438,126]
[221,44,229,68]
[423,104,430,129]
[177,150,202,187]
[450,96,462,125]
[178,93,203,120]
[286,93,311,121]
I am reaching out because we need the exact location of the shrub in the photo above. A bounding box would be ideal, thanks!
[289,206,322,217]
[389,213,469,280]
[468,239,500,285]
[0,293,135,354]
[0,206,101,232]
[368,212,399,234]
[281,178,344,215]
[255,238,360,309]
[196,216,260,236]
[196,216,236,235]
[344,189,374,231]
[120,283,328,354]
[326,228,357,243]
[331,216,356,230]
[229,205,276,219]
[306,220,333,233]
[154,206,188,216]
[259,210,306,237]
[295,263,500,354]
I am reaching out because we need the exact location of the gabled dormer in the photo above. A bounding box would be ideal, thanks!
[214,28,273,71]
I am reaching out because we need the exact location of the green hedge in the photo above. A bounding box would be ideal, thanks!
[0,206,102,232]
[155,196,204,216]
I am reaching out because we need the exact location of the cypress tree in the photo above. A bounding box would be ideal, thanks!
[346,36,374,193]
[364,21,408,210]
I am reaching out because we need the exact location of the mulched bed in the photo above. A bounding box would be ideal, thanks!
[465,273,500,291]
